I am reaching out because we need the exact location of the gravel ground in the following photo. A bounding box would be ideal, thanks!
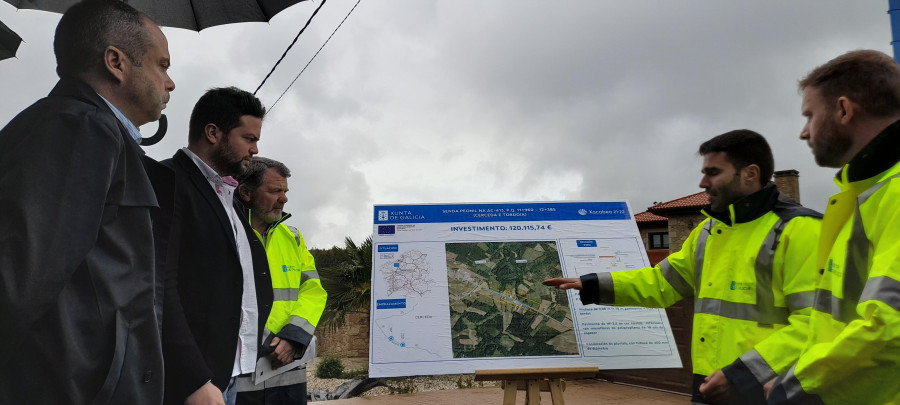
[306,357,498,398]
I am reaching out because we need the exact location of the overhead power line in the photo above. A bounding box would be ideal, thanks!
[268,0,362,113]
[254,0,329,96]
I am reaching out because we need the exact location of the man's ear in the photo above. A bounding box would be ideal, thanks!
[742,164,760,185]
[238,185,252,203]
[104,46,127,83]
[836,96,856,125]
[204,124,220,144]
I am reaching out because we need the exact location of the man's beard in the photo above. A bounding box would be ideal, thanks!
[210,139,247,177]
[255,207,282,224]
[811,112,854,168]
[251,203,282,226]
[707,175,743,212]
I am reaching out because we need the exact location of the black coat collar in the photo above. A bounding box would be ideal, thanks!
[49,77,107,110]
[172,149,239,253]
[842,118,900,182]
[702,182,780,226]
[49,77,146,156]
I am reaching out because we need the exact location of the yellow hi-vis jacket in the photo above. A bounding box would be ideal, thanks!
[579,185,821,387]
[769,125,900,405]
[258,220,326,348]
[241,212,327,389]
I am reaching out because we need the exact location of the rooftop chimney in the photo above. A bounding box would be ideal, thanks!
[774,169,801,204]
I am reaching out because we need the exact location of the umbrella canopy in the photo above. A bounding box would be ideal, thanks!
[3,0,309,31]
[0,19,22,61]
[3,0,315,144]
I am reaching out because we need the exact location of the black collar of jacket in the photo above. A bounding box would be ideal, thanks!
[50,76,146,156]
[270,212,292,228]
[702,182,779,226]
[840,118,900,182]
[172,149,239,250]
[49,76,104,106]
[260,212,292,238]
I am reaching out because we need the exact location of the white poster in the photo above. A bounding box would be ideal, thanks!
[369,202,682,377]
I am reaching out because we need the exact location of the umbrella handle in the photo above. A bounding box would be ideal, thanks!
[141,114,167,146]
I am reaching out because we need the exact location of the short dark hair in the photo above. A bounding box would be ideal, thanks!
[698,129,773,187]
[188,87,266,143]
[54,0,150,78]
[237,157,291,196]
[799,50,900,118]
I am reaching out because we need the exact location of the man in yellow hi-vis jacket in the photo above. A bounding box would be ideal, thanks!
[764,50,900,405]
[233,157,328,405]
[545,130,822,405]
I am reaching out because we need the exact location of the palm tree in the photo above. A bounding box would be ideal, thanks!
[318,235,372,332]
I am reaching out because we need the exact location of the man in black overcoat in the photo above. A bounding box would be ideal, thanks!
[0,1,175,404]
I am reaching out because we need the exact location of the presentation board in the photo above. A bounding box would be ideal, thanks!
[369,201,682,377]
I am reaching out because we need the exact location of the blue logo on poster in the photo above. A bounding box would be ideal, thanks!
[378,244,399,252]
[378,225,396,235]
[576,240,597,247]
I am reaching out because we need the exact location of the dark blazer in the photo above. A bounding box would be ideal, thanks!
[0,78,164,404]
[160,149,273,403]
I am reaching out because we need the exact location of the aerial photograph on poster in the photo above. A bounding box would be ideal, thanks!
[446,241,577,358]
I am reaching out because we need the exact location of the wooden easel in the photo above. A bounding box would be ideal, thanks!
[474,367,599,405]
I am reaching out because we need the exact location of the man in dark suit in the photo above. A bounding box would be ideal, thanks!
[0,2,175,404]
[161,87,273,405]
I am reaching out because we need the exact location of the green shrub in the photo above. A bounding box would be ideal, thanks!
[316,357,345,379]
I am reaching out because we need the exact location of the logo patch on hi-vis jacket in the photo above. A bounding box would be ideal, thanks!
[730,281,753,291]
[282,265,302,273]
[827,259,843,277]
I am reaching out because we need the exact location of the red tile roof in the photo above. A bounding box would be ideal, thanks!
[648,191,709,213]
[634,211,668,224]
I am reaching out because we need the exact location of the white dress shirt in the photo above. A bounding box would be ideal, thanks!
[182,147,259,377]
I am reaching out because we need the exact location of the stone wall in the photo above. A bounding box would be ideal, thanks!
[666,212,706,251]
[314,311,370,358]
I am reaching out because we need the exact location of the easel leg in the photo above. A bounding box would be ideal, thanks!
[549,378,565,405]
[503,380,517,405]
[526,379,541,405]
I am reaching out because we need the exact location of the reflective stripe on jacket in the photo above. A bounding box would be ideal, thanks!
[771,161,900,405]
[582,187,821,379]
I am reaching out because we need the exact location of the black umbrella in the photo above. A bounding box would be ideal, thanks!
[4,0,315,143]
[0,19,22,61]
[4,0,313,144]
[3,0,309,31]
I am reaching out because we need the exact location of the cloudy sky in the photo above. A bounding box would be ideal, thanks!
[0,1,894,248]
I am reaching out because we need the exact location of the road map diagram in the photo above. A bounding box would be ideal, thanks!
[371,243,453,363]
[378,249,435,297]
[446,241,578,358]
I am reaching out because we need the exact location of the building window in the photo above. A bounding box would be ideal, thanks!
[649,232,669,249]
